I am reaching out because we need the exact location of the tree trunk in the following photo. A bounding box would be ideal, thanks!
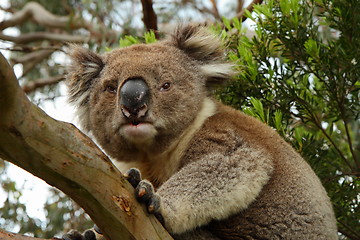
[0,52,172,240]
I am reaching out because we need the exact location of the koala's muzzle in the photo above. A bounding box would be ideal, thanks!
[120,78,150,121]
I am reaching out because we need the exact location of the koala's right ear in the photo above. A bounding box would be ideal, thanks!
[66,45,104,131]
[168,25,235,87]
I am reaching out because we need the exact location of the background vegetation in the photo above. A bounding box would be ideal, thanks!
[0,0,358,239]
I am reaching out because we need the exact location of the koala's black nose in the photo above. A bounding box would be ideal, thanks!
[120,78,150,120]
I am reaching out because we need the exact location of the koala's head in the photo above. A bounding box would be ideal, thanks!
[67,25,234,159]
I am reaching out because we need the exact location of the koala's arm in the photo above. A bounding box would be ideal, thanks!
[157,130,274,234]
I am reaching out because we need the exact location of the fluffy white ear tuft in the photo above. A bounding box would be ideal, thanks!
[201,63,236,87]
[169,25,224,63]
[169,25,235,86]
[66,45,104,131]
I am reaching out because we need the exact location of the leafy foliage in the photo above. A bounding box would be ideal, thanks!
[119,30,157,48]
[217,0,359,239]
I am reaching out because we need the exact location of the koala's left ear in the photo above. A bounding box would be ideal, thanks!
[66,45,104,131]
[168,25,235,86]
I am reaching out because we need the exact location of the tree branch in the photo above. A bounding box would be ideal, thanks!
[338,219,360,240]
[140,0,158,37]
[0,32,88,44]
[22,75,65,93]
[0,1,83,31]
[11,49,55,77]
[0,1,117,42]
[11,49,55,64]
[236,0,245,14]
[235,0,263,21]
[0,52,172,240]
[209,0,221,20]
[0,46,62,53]
[0,229,59,240]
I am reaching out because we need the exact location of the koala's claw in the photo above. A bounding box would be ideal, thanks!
[62,226,100,240]
[125,169,163,222]
[62,230,86,240]
[136,180,161,214]
[93,224,102,234]
[83,230,97,240]
[124,168,142,188]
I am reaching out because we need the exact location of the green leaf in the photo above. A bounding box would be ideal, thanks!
[232,17,241,31]
[294,127,303,148]
[304,38,320,59]
[280,0,291,15]
[273,110,283,131]
[119,35,139,48]
[249,97,266,122]
[144,30,157,44]
[222,17,231,30]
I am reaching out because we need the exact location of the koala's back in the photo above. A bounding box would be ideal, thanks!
[179,103,337,239]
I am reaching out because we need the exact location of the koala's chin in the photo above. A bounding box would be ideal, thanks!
[120,122,157,143]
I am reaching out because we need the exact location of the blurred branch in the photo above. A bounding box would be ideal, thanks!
[22,75,64,93]
[0,6,14,14]
[236,0,245,14]
[0,32,88,44]
[11,49,55,77]
[0,45,62,53]
[338,219,360,240]
[0,1,117,42]
[0,229,58,240]
[0,51,172,239]
[11,49,54,64]
[235,0,263,21]
[342,119,360,169]
[209,0,221,20]
[0,1,83,30]
[140,0,158,37]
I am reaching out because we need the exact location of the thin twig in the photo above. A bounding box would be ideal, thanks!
[22,75,65,94]
[209,0,221,20]
[0,32,88,44]
[0,45,63,53]
[236,0,245,14]
[235,0,263,21]
[338,219,360,240]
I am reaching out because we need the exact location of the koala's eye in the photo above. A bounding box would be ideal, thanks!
[105,85,117,94]
[160,82,172,92]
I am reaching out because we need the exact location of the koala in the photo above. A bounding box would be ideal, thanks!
[64,25,338,240]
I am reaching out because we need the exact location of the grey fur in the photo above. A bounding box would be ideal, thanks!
[66,25,337,239]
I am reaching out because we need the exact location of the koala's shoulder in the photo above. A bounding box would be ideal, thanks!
[177,102,278,166]
[201,103,279,146]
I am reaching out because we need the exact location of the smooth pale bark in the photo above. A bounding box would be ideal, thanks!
[0,52,172,240]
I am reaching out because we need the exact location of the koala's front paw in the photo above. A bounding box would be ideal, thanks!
[62,226,102,240]
[124,168,163,223]
[136,180,161,214]
[124,168,142,188]
[62,230,96,240]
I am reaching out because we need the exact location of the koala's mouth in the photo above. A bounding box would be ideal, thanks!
[120,121,157,142]
[131,120,141,126]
